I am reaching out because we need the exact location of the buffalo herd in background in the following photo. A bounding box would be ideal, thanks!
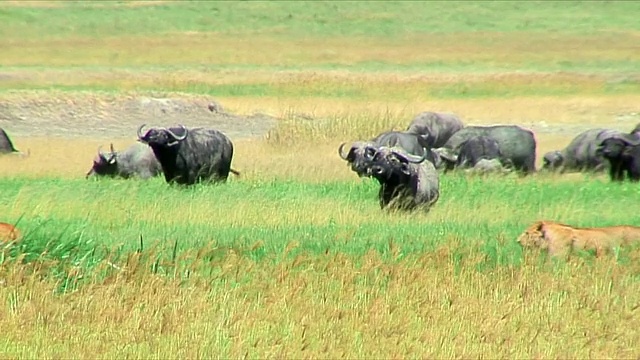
[2,110,640,213]
[337,111,640,211]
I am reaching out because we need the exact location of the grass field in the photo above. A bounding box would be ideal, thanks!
[1,1,640,358]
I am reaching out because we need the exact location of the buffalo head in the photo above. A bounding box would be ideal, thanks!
[86,144,117,178]
[369,146,429,179]
[597,134,640,159]
[431,147,458,171]
[338,141,378,177]
[542,150,563,170]
[137,124,188,147]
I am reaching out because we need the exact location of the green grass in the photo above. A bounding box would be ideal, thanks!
[3,173,640,280]
[3,1,640,40]
[4,76,640,99]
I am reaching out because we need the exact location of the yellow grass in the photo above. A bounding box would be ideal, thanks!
[1,248,639,358]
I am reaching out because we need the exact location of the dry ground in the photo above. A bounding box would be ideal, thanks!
[1,91,640,179]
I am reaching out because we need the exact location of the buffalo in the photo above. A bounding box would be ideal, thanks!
[406,111,464,148]
[434,125,537,174]
[542,128,621,173]
[450,135,509,170]
[464,158,512,175]
[85,143,162,180]
[367,146,440,212]
[0,128,28,156]
[338,131,437,177]
[137,124,239,185]
[596,133,640,182]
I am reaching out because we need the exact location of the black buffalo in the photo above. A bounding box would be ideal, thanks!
[542,128,620,173]
[367,146,440,212]
[85,143,163,180]
[434,125,537,174]
[137,124,239,185]
[464,158,512,175]
[452,135,509,170]
[597,133,640,182]
[0,128,27,156]
[338,131,436,177]
[406,111,464,148]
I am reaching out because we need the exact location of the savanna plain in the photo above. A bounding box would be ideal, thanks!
[1,1,640,358]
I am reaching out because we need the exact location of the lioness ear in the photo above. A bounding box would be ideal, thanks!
[536,221,549,240]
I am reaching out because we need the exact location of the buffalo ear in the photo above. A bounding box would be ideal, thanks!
[400,163,411,175]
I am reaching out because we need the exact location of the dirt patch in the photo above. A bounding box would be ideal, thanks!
[0,92,278,140]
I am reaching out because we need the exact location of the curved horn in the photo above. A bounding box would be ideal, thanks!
[392,148,428,164]
[166,124,188,141]
[137,124,147,140]
[610,133,640,146]
[338,142,350,160]
[97,145,107,158]
[621,135,640,146]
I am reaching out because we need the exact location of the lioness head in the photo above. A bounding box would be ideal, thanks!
[517,221,552,249]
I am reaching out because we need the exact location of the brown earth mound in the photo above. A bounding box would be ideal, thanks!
[0,93,278,140]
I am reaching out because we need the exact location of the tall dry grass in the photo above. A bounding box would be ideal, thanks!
[1,246,640,358]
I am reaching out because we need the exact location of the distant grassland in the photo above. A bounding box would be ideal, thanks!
[1,1,639,97]
[2,1,640,358]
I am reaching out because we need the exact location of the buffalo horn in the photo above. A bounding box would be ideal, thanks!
[137,124,148,140]
[166,124,188,141]
[622,135,640,146]
[97,145,107,158]
[612,133,640,146]
[393,148,428,164]
[338,142,350,160]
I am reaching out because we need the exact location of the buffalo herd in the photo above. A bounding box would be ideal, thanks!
[2,110,640,213]
[338,111,640,212]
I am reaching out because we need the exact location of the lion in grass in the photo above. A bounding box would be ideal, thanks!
[517,220,640,258]
[0,222,21,245]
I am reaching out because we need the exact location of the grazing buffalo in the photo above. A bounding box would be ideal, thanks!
[452,135,507,170]
[0,128,28,156]
[338,131,437,177]
[464,158,512,175]
[137,124,239,185]
[542,128,621,173]
[367,146,440,212]
[597,133,640,182]
[406,111,464,148]
[434,125,537,174]
[85,143,162,180]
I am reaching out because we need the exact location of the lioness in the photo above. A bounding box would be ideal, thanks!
[517,220,640,258]
[0,222,21,244]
